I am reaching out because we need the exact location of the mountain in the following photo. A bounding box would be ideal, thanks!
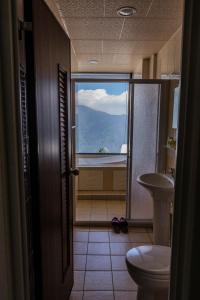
[76,105,128,153]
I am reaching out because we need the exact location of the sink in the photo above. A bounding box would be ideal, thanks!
[137,173,174,194]
[137,173,175,246]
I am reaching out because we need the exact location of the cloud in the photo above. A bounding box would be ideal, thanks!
[77,89,128,115]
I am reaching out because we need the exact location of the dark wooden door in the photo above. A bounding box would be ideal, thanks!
[24,0,73,299]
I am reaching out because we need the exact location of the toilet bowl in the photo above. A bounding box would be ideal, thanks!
[126,245,171,300]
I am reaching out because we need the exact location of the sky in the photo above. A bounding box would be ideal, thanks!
[76,82,128,115]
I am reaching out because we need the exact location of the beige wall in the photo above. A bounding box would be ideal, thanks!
[166,81,179,172]
[157,27,182,78]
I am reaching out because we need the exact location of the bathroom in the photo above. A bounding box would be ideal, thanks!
[2,0,188,299]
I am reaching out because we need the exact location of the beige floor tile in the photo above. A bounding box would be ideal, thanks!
[74,255,87,271]
[74,242,88,255]
[83,291,114,300]
[110,242,140,255]
[73,271,85,291]
[89,226,111,231]
[70,291,83,300]
[109,232,131,243]
[74,231,89,242]
[74,226,90,232]
[111,255,127,270]
[86,255,111,270]
[114,291,137,300]
[128,232,151,243]
[112,271,137,291]
[84,271,113,290]
[89,232,109,242]
[87,242,110,255]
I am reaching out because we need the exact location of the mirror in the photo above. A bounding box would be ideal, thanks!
[172,83,180,129]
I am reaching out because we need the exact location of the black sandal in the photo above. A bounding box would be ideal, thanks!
[120,217,128,233]
[111,217,120,233]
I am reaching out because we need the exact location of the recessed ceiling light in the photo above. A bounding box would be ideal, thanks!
[88,59,99,64]
[117,6,137,17]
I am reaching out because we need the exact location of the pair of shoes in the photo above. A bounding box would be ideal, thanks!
[111,217,121,233]
[111,217,128,233]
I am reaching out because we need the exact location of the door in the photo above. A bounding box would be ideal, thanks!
[24,0,74,299]
[127,80,169,221]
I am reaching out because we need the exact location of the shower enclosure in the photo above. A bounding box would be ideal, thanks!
[127,80,169,222]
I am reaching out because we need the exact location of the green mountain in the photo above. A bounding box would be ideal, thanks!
[76,105,128,153]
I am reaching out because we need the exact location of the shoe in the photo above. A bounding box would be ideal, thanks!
[120,217,128,233]
[111,217,120,233]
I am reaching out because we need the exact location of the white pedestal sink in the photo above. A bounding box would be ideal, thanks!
[137,173,174,246]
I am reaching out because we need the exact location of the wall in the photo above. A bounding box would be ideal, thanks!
[157,27,182,78]
[156,27,182,173]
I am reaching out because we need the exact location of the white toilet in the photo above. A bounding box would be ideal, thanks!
[126,245,171,300]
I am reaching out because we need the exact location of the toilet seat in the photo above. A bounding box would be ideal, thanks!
[126,245,171,291]
[126,245,171,275]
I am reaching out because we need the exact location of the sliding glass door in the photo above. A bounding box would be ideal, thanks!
[127,81,169,221]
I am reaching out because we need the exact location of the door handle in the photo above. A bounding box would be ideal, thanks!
[70,168,79,176]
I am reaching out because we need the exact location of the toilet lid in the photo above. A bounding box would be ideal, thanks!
[126,245,171,276]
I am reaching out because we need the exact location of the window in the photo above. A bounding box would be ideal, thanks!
[75,82,129,154]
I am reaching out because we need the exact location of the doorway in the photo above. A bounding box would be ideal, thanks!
[72,78,170,226]
[73,80,129,223]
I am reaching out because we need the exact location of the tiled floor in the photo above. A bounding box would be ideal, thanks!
[76,200,126,222]
[70,226,153,300]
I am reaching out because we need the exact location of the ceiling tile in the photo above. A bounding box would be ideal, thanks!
[72,40,102,54]
[64,18,123,39]
[105,0,152,18]
[113,54,142,65]
[77,54,115,65]
[103,40,165,54]
[57,0,104,17]
[147,0,184,19]
[78,64,136,72]
[121,18,181,41]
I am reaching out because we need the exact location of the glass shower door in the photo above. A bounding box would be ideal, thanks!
[127,81,168,221]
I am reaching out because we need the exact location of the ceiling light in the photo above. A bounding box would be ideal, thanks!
[88,59,99,64]
[117,6,137,17]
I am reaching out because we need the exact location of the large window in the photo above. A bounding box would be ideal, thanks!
[75,82,129,154]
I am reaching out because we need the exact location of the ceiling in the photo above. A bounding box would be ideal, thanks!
[53,0,183,72]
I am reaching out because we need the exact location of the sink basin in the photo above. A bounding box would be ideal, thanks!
[137,173,175,246]
[137,173,174,194]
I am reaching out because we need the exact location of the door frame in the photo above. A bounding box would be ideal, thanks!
[170,0,200,299]
[0,0,30,299]
[71,78,130,225]
[71,78,169,226]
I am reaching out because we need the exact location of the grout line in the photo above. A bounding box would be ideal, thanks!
[145,0,154,17]
[108,231,115,299]
[82,240,89,297]
[119,18,125,40]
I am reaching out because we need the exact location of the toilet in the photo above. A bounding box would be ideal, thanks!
[126,245,171,300]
